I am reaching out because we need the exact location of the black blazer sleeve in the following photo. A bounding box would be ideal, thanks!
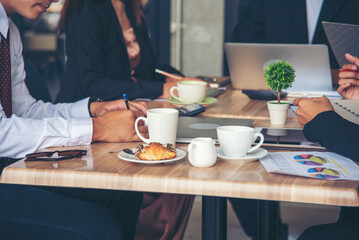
[303,111,359,161]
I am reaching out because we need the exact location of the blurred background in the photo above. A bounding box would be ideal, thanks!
[14,0,245,102]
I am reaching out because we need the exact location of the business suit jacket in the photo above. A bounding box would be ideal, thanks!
[303,111,359,160]
[56,0,180,102]
[232,0,359,69]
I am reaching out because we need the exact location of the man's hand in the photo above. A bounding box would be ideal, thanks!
[293,97,334,127]
[92,110,148,142]
[90,100,148,117]
[337,53,359,99]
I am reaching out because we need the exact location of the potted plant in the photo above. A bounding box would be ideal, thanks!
[264,60,296,125]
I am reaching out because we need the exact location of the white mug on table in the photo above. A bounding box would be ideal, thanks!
[170,81,207,103]
[216,126,264,157]
[188,137,217,167]
[135,108,179,146]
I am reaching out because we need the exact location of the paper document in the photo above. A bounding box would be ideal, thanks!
[260,151,359,181]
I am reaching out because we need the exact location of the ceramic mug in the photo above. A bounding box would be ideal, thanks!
[135,108,179,146]
[216,126,264,157]
[188,137,217,167]
[170,81,207,103]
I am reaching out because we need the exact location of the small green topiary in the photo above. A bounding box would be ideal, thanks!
[264,59,296,103]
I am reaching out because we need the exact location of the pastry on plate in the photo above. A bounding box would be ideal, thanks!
[134,142,177,161]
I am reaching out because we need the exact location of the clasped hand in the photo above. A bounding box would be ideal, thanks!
[293,97,334,127]
[91,99,148,143]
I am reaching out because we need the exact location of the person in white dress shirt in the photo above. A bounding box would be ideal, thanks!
[0,0,148,239]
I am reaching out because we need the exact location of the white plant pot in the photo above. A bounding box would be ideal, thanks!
[267,101,290,125]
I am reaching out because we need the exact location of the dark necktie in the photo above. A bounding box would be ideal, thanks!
[0,33,12,117]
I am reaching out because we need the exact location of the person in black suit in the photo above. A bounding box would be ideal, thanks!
[56,1,195,239]
[295,52,359,164]
[294,53,359,239]
[231,0,359,70]
[295,96,359,240]
[229,2,359,238]
[56,0,199,103]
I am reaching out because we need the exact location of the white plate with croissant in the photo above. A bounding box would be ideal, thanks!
[118,142,186,164]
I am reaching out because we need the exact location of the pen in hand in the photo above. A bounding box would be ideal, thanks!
[123,93,130,110]
[340,69,359,73]
[155,69,183,80]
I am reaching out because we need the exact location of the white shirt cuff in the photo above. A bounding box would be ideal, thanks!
[67,117,93,146]
[70,98,91,118]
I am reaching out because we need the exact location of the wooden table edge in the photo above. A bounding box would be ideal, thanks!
[2,164,358,207]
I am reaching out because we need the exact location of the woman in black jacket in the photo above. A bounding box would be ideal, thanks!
[56,0,198,102]
[56,1,195,239]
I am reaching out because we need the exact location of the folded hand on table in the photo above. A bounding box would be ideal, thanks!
[92,110,148,142]
[293,97,334,127]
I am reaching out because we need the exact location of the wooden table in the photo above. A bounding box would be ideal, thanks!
[4,140,358,205]
[147,87,301,129]
[1,89,357,239]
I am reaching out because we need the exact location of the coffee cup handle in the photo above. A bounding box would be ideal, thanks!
[188,143,197,166]
[135,117,150,144]
[248,133,264,154]
[170,86,181,101]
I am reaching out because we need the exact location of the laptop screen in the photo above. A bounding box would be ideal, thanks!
[225,43,334,94]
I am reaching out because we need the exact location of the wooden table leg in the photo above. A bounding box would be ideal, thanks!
[258,200,279,240]
[202,196,227,240]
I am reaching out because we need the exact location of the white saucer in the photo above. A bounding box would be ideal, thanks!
[216,147,268,163]
[118,148,186,164]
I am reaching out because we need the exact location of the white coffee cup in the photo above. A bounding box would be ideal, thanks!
[188,137,217,167]
[135,108,179,146]
[216,126,264,157]
[170,81,207,103]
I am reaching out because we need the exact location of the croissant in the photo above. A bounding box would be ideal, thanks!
[134,142,177,161]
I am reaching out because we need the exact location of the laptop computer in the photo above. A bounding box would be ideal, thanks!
[225,43,339,97]
[176,117,254,143]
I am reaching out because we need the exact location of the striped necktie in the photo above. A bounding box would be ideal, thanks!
[0,33,12,117]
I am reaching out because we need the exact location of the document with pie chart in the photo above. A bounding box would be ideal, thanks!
[259,152,359,181]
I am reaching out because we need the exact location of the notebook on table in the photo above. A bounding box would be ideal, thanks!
[330,99,359,124]
[224,43,340,98]
[176,117,254,143]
